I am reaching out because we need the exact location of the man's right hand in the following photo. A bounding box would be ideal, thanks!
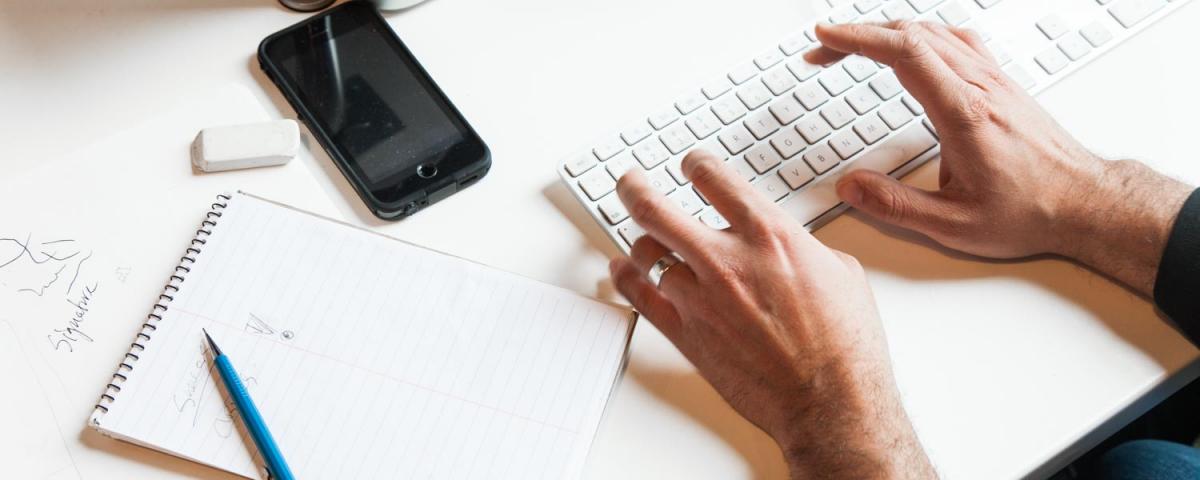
[807,21,1192,296]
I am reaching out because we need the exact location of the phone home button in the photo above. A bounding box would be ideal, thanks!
[417,164,438,179]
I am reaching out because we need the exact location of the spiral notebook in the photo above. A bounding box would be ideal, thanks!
[88,192,636,479]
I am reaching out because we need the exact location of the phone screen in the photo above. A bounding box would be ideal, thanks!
[262,5,485,204]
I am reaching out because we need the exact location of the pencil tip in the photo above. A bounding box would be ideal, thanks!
[202,328,223,356]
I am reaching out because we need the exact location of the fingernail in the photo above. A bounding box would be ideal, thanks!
[837,178,864,205]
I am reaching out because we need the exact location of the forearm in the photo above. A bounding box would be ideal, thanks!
[1052,158,1192,297]
[779,364,936,479]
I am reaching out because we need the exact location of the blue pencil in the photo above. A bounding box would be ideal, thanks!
[203,329,295,480]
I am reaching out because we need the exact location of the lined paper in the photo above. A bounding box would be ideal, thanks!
[95,193,634,479]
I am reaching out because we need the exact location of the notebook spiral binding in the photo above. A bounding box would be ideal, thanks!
[89,194,232,424]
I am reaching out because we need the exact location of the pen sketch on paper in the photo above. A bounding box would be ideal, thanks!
[0,234,102,354]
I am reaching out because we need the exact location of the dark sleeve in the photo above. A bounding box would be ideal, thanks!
[1154,188,1200,337]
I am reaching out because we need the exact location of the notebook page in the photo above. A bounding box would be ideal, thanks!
[98,193,635,479]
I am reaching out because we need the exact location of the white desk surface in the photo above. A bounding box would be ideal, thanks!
[4,0,1200,478]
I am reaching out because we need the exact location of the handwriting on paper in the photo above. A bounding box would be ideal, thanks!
[47,282,99,352]
[1,234,102,354]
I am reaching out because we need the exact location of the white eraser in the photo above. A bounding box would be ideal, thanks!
[192,119,300,172]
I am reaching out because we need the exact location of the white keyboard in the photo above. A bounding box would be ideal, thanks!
[558,0,1190,252]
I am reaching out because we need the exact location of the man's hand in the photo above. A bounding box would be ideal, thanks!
[808,21,1192,296]
[609,155,934,478]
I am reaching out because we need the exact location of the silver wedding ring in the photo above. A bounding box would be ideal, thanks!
[647,254,683,289]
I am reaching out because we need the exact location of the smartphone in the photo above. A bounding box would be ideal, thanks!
[258,1,490,220]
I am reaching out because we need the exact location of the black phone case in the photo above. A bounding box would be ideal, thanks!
[257,1,491,220]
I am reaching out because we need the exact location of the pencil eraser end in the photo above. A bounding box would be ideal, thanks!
[192,120,300,173]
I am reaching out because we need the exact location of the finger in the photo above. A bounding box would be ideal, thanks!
[948,27,996,64]
[681,150,776,232]
[617,169,714,263]
[610,257,685,342]
[835,170,960,236]
[813,22,964,112]
[802,45,848,66]
[913,22,993,80]
[629,235,700,303]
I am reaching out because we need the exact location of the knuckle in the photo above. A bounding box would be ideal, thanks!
[877,187,911,223]
[961,91,993,120]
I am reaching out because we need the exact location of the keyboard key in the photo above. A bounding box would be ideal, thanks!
[729,62,760,85]
[818,68,855,96]
[1004,64,1036,90]
[699,208,731,229]
[797,116,833,144]
[754,174,791,201]
[937,2,971,26]
[669,188,705,215]
[686,109,723,139]
[605,152,640,180]
[633,140,671,168]
[975,0,1001,7]
[794,83,831,110]
[1057,33,1093,61]
[675,92,707,115]
[902,94,925,115]
[778,159,816,189]
[770,128,807,159]
[762,67,799,95]
[745,143,784,174]
[1034,47,1070,74]
[820,100,856,129]
[617,221,646,246]
[779,34,811,55]
[883,1,917,20]
[754,49,786,70]
[868,71,904,100]
[649,109,680,129]
[988,42,1013,65]
[729,157,758,181]
[598,196,629,224]
[1036,14,1069,40]
[712,96,750,124]
[845,85,882,114]
[665,156,687,184]
[844,122,938,178]
[737,82,774,110]
[1108,0,1166,28]
[769,95,806,125]
[906,0,944,13]
[878,101,915,129]
[803,144,841,174]
[745,109,783,139]
[702,77,733,99]
[853,115,890,144]
[660,123,697,154]
[829,130,866,159]
[594,138,625,161]
[719,124,757,155]
[578,169,616,200]
[842,56,880,82]
[855,0,883,13]
[565,152,598,177]
[1080,21,1114,47]
[786,58,822,81]
[781,122,937,226]
[620,122,653,145]
[647,169,678,195]
[829,8,860,24]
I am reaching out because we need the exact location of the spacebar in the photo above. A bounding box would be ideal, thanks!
[779,123,938,226]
